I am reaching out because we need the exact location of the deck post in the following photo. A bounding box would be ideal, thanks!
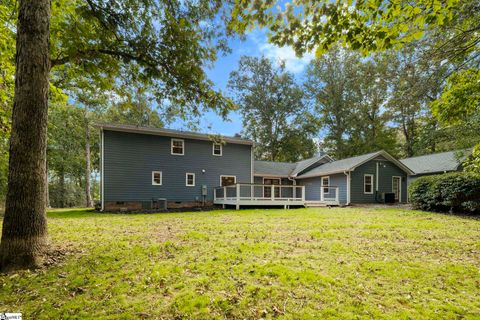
[223,186,226,201]
[335,187,339,204]
[250,184,253,200]
[236,184,240,210]
[302,186,305,202]
[214,188,216,202]
[271,185,274,201]
[320,187,324,202]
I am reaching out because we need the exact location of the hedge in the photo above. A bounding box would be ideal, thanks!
[408,172,480,214]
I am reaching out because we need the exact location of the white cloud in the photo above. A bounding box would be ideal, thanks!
[248,29,315,74]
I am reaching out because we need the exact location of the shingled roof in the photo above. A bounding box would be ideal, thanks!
[400,150,468,175]
[296,150,413,178]
[253,161,297,177]
[96,123,254,145]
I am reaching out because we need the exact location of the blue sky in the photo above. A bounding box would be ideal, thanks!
[170,29,315,136]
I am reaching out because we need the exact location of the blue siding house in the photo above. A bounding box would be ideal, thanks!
[99,124,253,210]
[99,124,415,210]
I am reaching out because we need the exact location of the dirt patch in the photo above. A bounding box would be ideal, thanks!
[40,244,80,269]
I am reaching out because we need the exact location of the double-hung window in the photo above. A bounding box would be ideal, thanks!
[213,143,222,156]
[171,139,184,155]
[152,171,162,185]
[364,174,374,194]
[186,173,195,187]
[321,176,330,194]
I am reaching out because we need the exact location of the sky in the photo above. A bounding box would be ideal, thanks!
[170,28,315,136]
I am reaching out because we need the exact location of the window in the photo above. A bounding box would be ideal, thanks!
[186,173,195,187]
[213,143,222,156]
[364,174,373,194]
[152,171,162,185]
[220,175,236,187]
[171,139,184,155]
[321,176,330,194]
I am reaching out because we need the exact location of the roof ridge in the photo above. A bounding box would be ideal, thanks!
[400,149,468,160]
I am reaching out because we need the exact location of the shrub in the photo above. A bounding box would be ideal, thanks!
[409,172,480,214]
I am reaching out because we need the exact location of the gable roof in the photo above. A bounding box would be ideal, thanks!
[96,123,254,145]
[400,150,468,175]
[290,154,333,177]
[253,161,297,177]
[296,150,414,178]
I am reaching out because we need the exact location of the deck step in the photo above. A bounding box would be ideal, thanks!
[305,201,339,207]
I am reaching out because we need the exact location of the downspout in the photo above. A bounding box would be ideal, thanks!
[343,171,350,205]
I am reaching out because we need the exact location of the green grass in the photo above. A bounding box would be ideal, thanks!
[1,207,480,319]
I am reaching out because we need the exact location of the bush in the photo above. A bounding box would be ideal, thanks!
[409,172,480,214]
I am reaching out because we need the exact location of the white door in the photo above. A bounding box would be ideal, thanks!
[392,176,401,202]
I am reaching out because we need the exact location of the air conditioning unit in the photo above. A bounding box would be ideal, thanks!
[152,198,167,210]
[384,193,395,204]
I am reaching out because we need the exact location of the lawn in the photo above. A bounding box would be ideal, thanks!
[1,207,479,319]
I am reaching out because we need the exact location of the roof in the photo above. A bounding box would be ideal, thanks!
[95,123,254,145]
[296,150,414,178]
[400,150,468,175]
[254,161,297,177]
[290,154,333,177]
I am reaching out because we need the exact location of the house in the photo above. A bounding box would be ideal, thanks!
[400,150,469,184]
[254,151,413,206]
[98,123,254,211]
[98,123,414,210]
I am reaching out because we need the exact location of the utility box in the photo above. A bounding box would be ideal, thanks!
[384,193,395,203]
[201,185,208,196]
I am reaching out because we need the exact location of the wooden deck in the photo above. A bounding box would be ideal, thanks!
[214,184,339,209]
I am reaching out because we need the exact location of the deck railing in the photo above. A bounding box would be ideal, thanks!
[320,186,339,204]
[214,183,305,203]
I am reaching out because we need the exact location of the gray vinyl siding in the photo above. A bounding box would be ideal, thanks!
[103,130,252,203]
[298,173,348,204]
[350,157,408,203]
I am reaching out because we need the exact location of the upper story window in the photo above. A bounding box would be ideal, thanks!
[213,143,222,156]
[152,171,162,185]
[364,174,373,194]
[171,138,184,155]
[186,173,195,187]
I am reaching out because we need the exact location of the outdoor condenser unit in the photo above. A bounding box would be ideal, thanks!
[152,198,167,210]
[384,193,395,203]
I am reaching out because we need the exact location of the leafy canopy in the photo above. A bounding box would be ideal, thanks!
[229,0,459,56]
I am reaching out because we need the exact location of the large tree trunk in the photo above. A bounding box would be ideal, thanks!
[0,0,51,271]
[84,107,93,207]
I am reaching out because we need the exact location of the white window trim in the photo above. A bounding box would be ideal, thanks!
[321,176,330,194]
[152,171,162,185]
[212,143,222,156]
[186,172,195,187]
[364,174,374,194]
[220,175,236,186]
[171,138,184,155]
[392,176,402,201]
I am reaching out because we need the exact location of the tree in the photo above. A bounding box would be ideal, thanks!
[0,0,237,271]
[228,56,318,161]
[347,56,399,156]
[0,0,51,271]
[304,47,357,158]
